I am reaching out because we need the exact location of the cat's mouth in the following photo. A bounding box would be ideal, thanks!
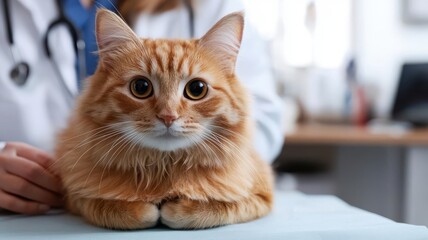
[121,125,200,151]
[139,128,202,151]
[155,128,181,138]
[157,131,180,139]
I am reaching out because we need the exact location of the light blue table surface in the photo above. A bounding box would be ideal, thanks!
[1,191,427,240]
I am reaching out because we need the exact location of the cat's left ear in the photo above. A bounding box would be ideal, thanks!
[199,12,244,74]
[95,9,139,63]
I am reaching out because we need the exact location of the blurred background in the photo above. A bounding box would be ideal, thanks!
[242,0,428,227]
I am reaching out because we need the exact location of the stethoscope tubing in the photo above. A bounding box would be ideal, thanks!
[2,0,13,45]
[183,0,195,38]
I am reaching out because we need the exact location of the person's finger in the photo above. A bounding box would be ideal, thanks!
[0,190,50,214]
[0,174,63,207]
[3,155,62,194]
[4,142,54,169]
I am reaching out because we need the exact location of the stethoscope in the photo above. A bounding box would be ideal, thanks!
[3,0,194,103]
[183,0,195,38]
[2,0,85,106]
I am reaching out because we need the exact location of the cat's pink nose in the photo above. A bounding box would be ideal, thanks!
[157,114,178,127]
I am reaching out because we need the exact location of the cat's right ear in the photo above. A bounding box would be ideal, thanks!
[95,9,139,63]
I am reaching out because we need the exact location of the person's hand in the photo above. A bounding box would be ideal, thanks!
[0,142,63,214]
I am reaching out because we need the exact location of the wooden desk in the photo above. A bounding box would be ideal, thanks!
[281,123,428,225]
[285,124,428,146]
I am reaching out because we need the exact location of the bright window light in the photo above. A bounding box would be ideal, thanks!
[242,0,352,69]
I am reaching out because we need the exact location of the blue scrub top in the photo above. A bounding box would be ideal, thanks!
[64,0,118,87]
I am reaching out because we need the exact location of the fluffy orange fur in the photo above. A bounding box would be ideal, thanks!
[55,9,273,230]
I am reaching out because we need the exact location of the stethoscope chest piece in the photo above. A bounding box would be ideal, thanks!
[3,0,30,86]
[10,61,30,86]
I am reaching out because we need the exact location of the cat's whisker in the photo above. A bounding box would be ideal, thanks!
[83,132,132,188]
[53,129,123,172]
[119,130,146,188]
[180,131,220,168]
[211,133,251,162]
[48,121,132,170]
[68,131,124,177]
[203,125,251,154]
[200,139,227,167]
[98,130,141,195]
[67,128,121,152]
[202,133,262,185]
[122,131,160,193]
[125,133,146,194]
[198,132,224,160]
[196,137,222,168]
[206,130,263,183]
[208,124,250,142]
[58,121,132,143]
[202,128,251,163]
[98,128,139,170]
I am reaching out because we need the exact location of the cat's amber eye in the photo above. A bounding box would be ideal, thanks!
[130,77,153,99]
[184,79,208,100]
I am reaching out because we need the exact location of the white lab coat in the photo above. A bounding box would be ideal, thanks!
[0,0,284,162]
[0,0,78,152]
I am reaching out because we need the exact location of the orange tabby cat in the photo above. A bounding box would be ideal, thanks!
[56,9,273,230]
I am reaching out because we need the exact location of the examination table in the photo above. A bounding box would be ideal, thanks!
[1,191,427,240]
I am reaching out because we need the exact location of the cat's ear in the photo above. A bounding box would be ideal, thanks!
[95,9,139,61]
[199,12,244,74]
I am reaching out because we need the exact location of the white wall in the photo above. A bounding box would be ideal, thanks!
[355,0,428,117]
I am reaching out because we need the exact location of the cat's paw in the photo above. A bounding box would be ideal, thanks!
[86,200,160,230]
[160,199,222,229]
[160,199,198,229]
[133,202,160,229]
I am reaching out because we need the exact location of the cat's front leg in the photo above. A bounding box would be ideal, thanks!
[160,193,272,229]
[68,197,159,230]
